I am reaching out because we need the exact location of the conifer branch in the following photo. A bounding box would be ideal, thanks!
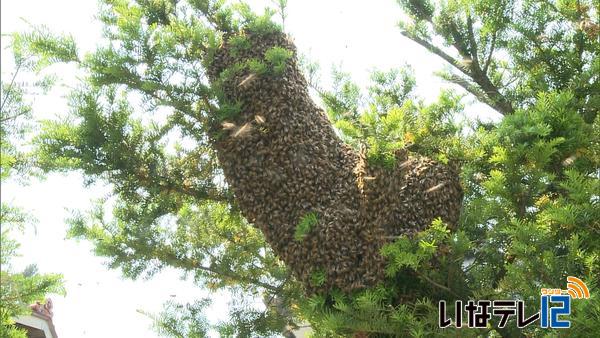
[400,31,472,79]
[415,271,460,298]
[401,20,514,115]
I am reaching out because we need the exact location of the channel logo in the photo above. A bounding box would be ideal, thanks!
[439,276,591,329]
[566,276,590,299]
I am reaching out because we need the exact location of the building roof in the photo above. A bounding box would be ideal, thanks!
[14,298,58,338]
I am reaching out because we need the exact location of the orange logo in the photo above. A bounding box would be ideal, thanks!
[541,276,590,299]
[566,276,590,299]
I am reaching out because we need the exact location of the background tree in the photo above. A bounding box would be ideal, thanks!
[9,0,600,336]
[1,40,65,337]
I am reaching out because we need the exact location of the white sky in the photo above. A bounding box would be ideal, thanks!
[1,1,498,337]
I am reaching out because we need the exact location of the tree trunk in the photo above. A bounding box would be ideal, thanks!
[207,30,463,293]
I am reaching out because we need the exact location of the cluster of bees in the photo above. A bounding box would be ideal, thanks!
[206,29,462,294]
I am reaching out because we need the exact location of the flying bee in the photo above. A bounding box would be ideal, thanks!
[562,154,577,166]
[233,123,253,138]
[238,73,257,88]
[397,159,412,170]
[222,121,236,130]
[255,115,266,124]
[580,19,599,38]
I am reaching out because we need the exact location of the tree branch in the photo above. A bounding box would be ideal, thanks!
[197,263,281,292]
[466,14,481,69]
[400,31,472,79]
[483,31,497,74]
[158,250,282,292]
[0,62,23,115]
[401,22,514,115]
[440,73,505,114]
[416,271,460,298]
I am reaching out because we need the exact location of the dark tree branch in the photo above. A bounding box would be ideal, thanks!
[0,62,23,115]
[400,31,472,79]
[463,15,514,115]
[483,31,497,74]
[442,73,509,114]
[466,14,481,69]
[0,109,30,123]
[190,262,280,292]
[158,250,282,292]
[401,19,514,115]
[129,164,231,203]
[448,21,471,57]
[415,271,461,298]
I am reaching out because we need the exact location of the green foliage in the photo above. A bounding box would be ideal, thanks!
[270,0,288,30]
[369,67,416,112]
[399,0,435,21]
[228,34,251,57]
[0,29,66,180]
[397,0,600,121]
[10,1,294,335]
[320,67,362,119]
[310,269,327,287]
[322,67,464,167]
[141,299,211,338]
[1,79,31,181]
[1,40,65,337]
[381,219,450,274]
[294,212,318,241]
[239,5,282,35]
[308,1,600,335]
[215,101,243,122]
[215,289,291,337]
[10,25,79,70]
[455,91,599,335]
[298,287,445,337]
[264,46,292,75]
[246,58,268,75]
[0,218,64,338]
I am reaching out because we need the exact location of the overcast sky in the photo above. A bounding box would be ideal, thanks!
[1,1,498,337]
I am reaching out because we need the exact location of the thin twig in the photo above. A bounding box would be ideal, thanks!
[0,62,23,115]
[416,271,461,298]
[400,31,472,79]
[483,31,497,74]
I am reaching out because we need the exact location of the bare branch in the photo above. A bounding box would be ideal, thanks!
[441,73,507,114]
[402,19,514,115]
[158,250,282,292]
[400,30,472,79]
[416,271,460,298]
[0,62,23,115]
[466,14,481,69]
[483,31,497,74]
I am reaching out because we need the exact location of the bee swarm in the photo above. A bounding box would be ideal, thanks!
[207,30,463,294]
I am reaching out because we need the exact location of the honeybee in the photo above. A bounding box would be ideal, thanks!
[233,123,253,138]
[238,73,257,88]
[255,115,266,124]
[222,121,236,130]
[425,182,446,193]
